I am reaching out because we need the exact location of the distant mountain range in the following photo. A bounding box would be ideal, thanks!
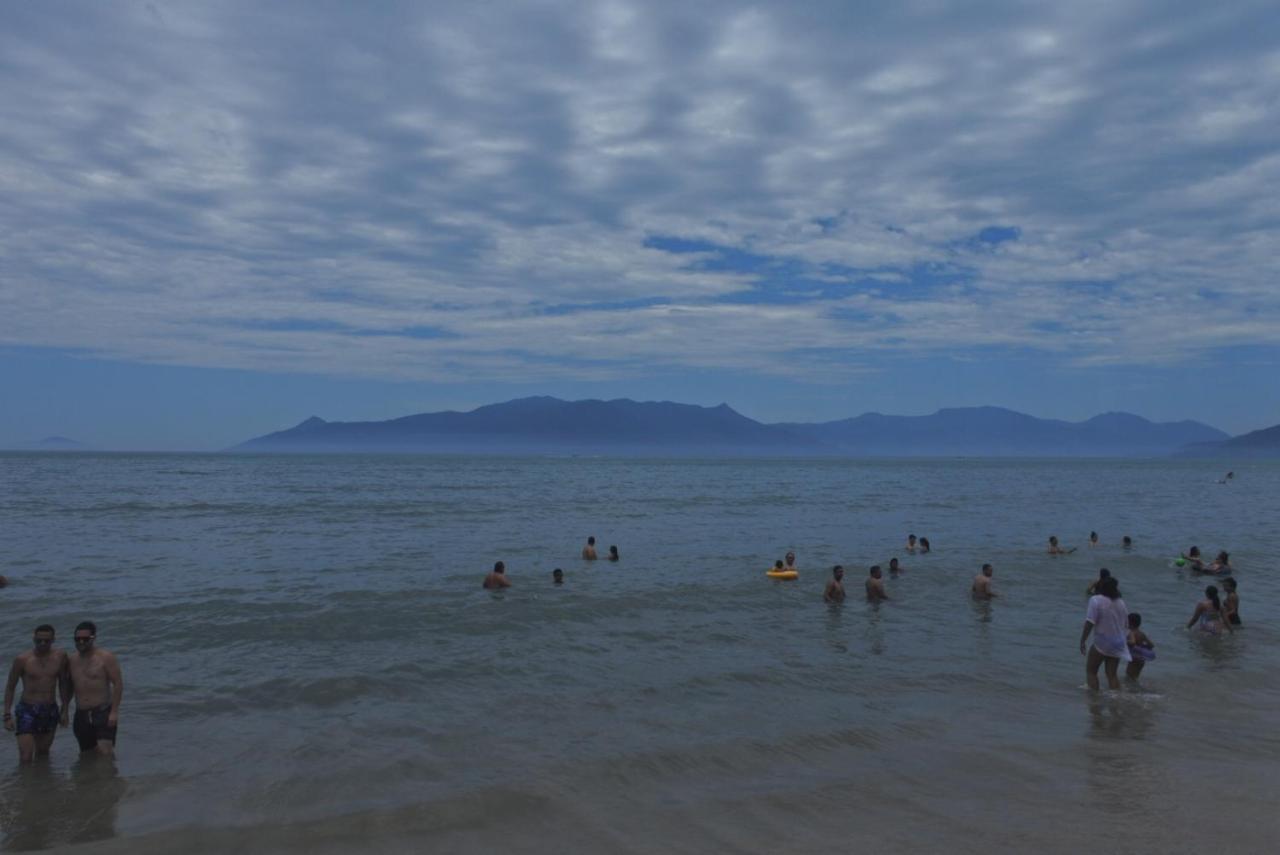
[1176,423,1280,459]
[233,397,1246,457]
[7,436,92,451]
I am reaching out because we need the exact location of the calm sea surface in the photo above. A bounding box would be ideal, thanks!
[0,453,1277,853]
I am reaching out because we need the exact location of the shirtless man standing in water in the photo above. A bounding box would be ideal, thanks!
[68,621,123,757]
[483,561,512,590]
[582,537,597,560]
[865,566,889,602]
[4,625,71,763]
[972,564,997,600]
[823,566,845,603]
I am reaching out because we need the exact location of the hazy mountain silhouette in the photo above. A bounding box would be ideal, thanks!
[233,398,1227,457]
[778,407,1228,456]
[8,436,92,451]
[1177,422,1280,458]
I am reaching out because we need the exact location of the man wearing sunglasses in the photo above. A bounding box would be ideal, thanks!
[4,624,71,763]
[68,621,124,757]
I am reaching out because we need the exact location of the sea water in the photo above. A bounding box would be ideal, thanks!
[0,454,1277,853]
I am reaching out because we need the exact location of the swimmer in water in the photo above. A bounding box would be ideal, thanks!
[771,559,785,572]
[865,565,889,602]
[1122,536,1132,550]
[888,557,904,575]
[1221,578,1241,626]
[905,534,917,554]
[1187,585,1231,635]
[1089,531,1099,548]
[607,545,619,562]
[1181,545,1205,572]
[1125,613,1154,680]
[918,537,931,554]
[783,551,797,572]
[1207,551,1231,575]
[552,568,564,585]
[971,563,997,600]
[1086,567,1111,597]
[482,561,512,590]
[582,537,597,560]
[1048,536,1076,555]
[823,565,845,603]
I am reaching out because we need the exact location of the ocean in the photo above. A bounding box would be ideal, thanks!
[1,453,1277,853]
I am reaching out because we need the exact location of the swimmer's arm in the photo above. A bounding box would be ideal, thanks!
[1079,621,1094,654]
[58,655,71,724]
[3,658,20,726]
[1186,604,1204,629]
[104,652,123,724]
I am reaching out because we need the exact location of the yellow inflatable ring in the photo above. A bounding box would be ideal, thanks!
[766,570,799,580]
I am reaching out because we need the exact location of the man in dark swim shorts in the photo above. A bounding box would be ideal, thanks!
[4,624,71,763]
[68,621,124,756]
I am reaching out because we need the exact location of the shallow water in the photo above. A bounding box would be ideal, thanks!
[0,454,1277,853]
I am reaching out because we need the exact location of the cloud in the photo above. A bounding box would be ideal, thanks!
[2,0,1278,388]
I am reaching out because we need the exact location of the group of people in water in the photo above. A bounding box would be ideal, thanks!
[4,621,124,764]
[492,529,1246,695]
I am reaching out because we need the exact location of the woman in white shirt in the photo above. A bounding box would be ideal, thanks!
[1079,576,1130,690]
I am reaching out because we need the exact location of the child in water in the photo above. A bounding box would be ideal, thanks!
[1221,577,1241,626]
[1125,613,1155,680]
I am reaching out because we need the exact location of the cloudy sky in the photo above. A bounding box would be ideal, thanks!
[2,0,1278,449]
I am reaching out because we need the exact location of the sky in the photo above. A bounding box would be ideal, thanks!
[2,1,1278,450]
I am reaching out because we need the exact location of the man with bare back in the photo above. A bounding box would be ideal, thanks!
[5,624,71,763]
[68,621,124,756]
[972,564,998,600]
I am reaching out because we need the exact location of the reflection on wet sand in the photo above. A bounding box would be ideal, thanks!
[1083,692,1163,823]
[0,755,125,851]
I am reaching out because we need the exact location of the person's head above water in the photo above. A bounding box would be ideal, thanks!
[869,564,882,578]
[1216,551,1229,563]
[1122,536,1132,546]
[1222,577,1237,592]
[774,559,784,569]
[587,536,595,546]
[1096,576,1121,599]
[1090,531,1098,541]
[784,551,796,565]
[1128,612,1142,629]
[1097,568,1111,580]
[1188,546,1201,557]
[608,545,619,559]
[552,568,563,583]
[888,558,899,569]
[493,561,505,574]
[907,534,917,543]
[1205,585,1221,609]
[919,537,930,551]
[981,563,993,577]
[832,565,844,579]
[1049,536,1059,545]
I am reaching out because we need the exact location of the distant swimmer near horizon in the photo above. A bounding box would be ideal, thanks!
[905,534,917,554]
[784,551,797,572]
[918,537,931,554]
[888,557,904,574]
[865,565,889,602]
[971,564,997,600]
[607,545,619,562]
[1048,536,1076,555]
[1080,576,1129,690]
[824,565,845,603]
[582,537,597,560]
[552,568,564,585]
[483,561,512,590]
[1089,531,1099,548]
